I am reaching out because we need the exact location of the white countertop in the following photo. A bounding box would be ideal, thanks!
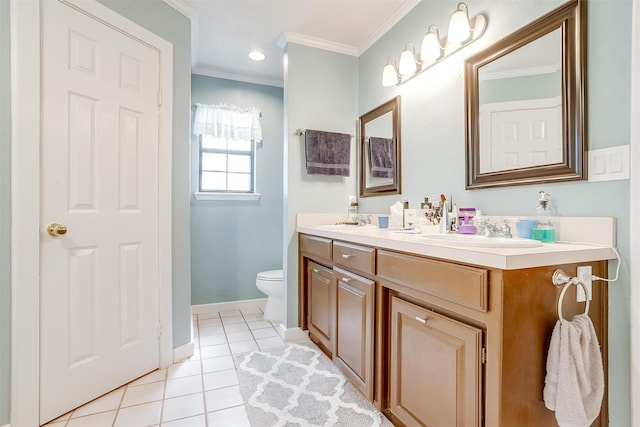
[296,214,617,270]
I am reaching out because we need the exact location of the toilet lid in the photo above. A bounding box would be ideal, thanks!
[257,269,283,281]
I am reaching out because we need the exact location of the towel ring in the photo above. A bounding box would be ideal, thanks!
[557,278,590,323]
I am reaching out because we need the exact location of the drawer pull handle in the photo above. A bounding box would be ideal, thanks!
[415,316,428,324]
[341,277,351,283]
[341,254,355,259]
[312,268,320,273]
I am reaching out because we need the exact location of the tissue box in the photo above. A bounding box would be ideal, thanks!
[403,209,427,228]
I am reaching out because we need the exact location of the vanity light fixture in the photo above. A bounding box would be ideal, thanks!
[381,2,486,87]
[249,50,266,61]
[382,58,400,86]
[398,43,419,76]
[420,25,444,62]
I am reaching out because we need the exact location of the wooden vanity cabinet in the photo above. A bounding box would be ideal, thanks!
[334,267,375,400]
[389,296,483,427]
[306,261,336,356]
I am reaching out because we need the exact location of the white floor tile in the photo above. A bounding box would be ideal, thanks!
[167,359,202,379]
[204,385,243,412]
[198,317,222,327]
[113,401,161,427]
[160,414,207,427]
[221,315,245,325]
[226,331,254,343]
[161,393,205,423]
[199,334,227,347]
[130,369,167,386]
[251,327,279,339]
[247,319,272,330]
[121,381,165,407]
[241,313,263,321]
[223,322,249,333]
[198,325,225,337]
[200,343,231,358]
[240,307,262,315]
[229,340,259,355]
[207,405,251,427]
[257,336,286,350]
[165,375,203,399]
[201,355,235,373]
[197,312,220,320]
[203,369,238,391]
[71,387,124,418]
[67,411,116,427]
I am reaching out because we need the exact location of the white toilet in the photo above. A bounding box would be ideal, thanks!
[256,269,284,322]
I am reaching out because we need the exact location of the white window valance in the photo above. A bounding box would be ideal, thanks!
[193,103,263,143]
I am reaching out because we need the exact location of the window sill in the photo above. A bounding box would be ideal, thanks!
[194,192,261,201]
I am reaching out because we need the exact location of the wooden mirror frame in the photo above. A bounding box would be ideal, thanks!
[464,0,585,189]
[359,96,402,197]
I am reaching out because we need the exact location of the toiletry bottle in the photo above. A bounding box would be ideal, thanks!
[532,191,556,243]
[403,198,409,209]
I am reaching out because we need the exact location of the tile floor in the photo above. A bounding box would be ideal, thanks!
[42,307,288,427]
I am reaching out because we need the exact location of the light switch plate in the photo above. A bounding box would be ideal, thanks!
[588,145,630,182]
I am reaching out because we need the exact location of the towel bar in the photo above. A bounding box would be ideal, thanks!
[295,128,354,138]
[552,269,590,323]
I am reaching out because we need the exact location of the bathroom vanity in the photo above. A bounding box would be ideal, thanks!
[296,216,615,427]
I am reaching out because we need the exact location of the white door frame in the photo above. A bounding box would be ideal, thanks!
[9,1,174,425]
[631,0,640,423]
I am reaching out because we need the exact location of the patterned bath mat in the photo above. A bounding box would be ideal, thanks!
[236,342,392,427]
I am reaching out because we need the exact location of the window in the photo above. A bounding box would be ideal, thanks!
[192,103,262,200]
[200,135,254,193]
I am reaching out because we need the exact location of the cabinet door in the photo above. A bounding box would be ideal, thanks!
[390,296,483,427]
[334,268,375,400]
[307,261,336,356]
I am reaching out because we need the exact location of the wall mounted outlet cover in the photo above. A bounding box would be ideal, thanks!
[576,265,592,302]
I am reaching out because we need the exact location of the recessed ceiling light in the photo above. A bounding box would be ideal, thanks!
[249,50,266,61]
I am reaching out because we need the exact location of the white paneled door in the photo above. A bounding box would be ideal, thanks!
[40,0,161,423]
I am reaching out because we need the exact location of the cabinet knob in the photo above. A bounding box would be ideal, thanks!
[415,316,428,324]
[312,268,320,273]
[341,277,351,283]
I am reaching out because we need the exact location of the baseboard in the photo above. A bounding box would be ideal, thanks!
[191,298,266,315]
[173,341,195,363]
[2,423,11,427]
[278,325,309,343]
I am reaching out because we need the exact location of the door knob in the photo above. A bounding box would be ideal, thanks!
[47,223,68,237]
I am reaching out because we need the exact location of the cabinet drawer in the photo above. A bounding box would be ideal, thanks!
[300,234,332,262]
[333,241,375,275]
[378,250,488,312]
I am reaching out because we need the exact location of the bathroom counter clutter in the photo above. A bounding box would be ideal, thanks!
[296,216,616,270]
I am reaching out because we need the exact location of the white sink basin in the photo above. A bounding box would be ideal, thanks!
[409,233,543,248]
[314,224,377,231]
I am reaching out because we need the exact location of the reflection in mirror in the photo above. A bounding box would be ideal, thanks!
[465,0,584,189]
[359,96,401,197]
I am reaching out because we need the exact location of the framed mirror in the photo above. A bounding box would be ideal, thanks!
[465,0,584,189]
[359,96,401,197]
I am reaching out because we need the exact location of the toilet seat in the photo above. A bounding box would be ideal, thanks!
[257,269,283,281]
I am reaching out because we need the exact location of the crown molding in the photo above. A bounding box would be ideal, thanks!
[192,66,284,88]
[277,31,359,56]
[358,0,421,54]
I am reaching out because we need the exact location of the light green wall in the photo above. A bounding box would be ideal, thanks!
[357,0,631,424]
[96,0,192,348]
[190,74,284,304]
[284,43,359,327]
[0,0,11,423]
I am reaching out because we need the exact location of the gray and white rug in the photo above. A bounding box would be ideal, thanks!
[237,342,392,427]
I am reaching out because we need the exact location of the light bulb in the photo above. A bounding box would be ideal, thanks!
[420,26,443,61]
[448,3,471,43]
[398,44,417,76]
[382,60,399,86]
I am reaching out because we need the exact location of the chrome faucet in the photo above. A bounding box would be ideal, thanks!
[352,214,373,226]
[474,218,512,238]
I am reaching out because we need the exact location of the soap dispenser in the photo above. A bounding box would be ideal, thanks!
[532,191,556,243]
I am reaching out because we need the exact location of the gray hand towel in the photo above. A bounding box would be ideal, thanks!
[543,313,604,427]
[305,129,351,176]
[368,137,394,178]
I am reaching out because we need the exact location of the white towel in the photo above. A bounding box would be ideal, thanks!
[543,313,604,427]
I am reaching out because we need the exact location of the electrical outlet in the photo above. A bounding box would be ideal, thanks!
[576,266,592,302]
[348,195,357,207]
